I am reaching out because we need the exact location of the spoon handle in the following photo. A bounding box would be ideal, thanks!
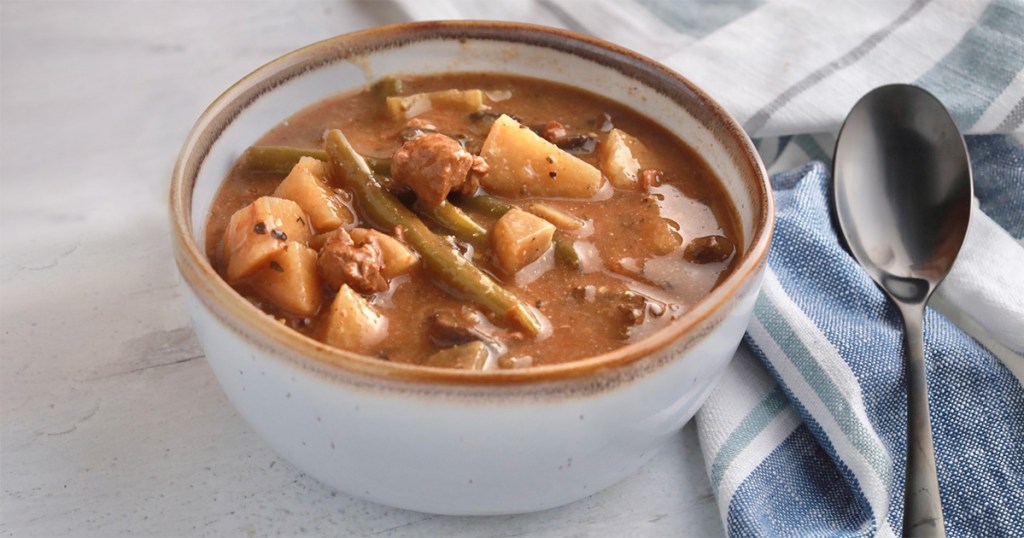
[899,303,946,537]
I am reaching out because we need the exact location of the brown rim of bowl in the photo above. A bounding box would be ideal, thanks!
[170,20,773,386]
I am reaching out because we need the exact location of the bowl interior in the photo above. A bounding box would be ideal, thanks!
[173,22,771,383]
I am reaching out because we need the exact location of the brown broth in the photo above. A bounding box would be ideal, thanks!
[205,73,740,367]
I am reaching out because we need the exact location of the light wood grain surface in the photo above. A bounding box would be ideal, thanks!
[0,2,724,535]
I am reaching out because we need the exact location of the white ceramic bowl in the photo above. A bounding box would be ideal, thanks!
[170,21,772,515]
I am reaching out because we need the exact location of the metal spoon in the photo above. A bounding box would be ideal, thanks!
[833,84,973,537]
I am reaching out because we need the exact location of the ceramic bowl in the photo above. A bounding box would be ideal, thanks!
[170,21,772,515]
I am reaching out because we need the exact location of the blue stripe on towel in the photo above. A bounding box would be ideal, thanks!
[966,135,1024,239]
[916,0,1024,130]
[726,425,873,537]
[918,306,1024,535]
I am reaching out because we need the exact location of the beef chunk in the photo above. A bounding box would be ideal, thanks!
[570,284,665,339]
[428,307,484,347]
[390,133,490,207]
[539,120,567,142]
[683,235,735,264]
[317,230,388,294]
[638,169,663,192]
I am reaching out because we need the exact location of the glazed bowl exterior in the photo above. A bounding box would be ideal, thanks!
[170,22,773,515]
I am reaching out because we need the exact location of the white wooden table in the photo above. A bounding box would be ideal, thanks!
[0,2,724,535]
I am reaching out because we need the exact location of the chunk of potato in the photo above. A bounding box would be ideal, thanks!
[348,228,419,279]
[224,196,312,281]
[479,114,603,198]
[424,341,490,370]
[320,284,388,352]
[272,157,350,232]
[599,128,652,189]
[492,208,556,274]
[526,202,584,231]
[651,218,684,255]
[386,89,484,120]
[248,241,321,316]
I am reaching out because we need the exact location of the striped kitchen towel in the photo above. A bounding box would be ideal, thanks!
[699,134,1024,537]
[390,0,1024,535]
[392,0,1024,137]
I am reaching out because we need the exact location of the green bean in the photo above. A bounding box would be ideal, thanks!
[417,200,488,247]
[551,236,582,272]
[241,146,327,174]
[242,146,390,175]
[325,129,543,336]
[459,193,512,218]
[245,145,580,272]
[460,195,582,272]
[244,145,486,245]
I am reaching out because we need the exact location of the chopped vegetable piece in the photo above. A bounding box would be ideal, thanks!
[349,227,419,279]
[242,146,328,174]
[484,89,512,102]
[417,200,487,246]
[493,208,556,274]
[373,76,404,100]
[386,89,484,120]
[458,193,514,218]
[460,194,581,271]
[527,203,584,231]
[320,284,388,352]
[650,218,684,255]
[599,128,652,189]
[248,241,321,316]
[498,355,533,369]
[223,196,312,281]
[308,228,344,252]
[424,341,490,370]
[479,114,603,198]
[325,129,544,336]
[273,156,349,232]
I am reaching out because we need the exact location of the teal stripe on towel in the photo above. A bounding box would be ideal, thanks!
[635,0,764,38]
[916,0,1024,129]
[754,293,892,486]
[710,387,790,489]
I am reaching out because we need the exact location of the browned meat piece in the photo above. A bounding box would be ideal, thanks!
[540,120,567,142]
[390,133,489,207]
[570,284,666,339]
[427,307,483,347]
[423,341,492,370]
[638,169,663,192]
[317,230,388,294]
[556,134,598,155]
[684,235,735,264]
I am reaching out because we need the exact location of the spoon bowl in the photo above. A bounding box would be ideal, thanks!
[833,84,973,536]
